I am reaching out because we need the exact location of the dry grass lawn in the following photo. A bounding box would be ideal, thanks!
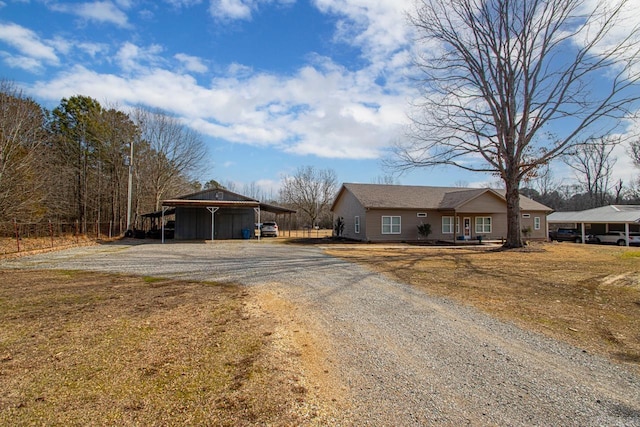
[1,239,638,425]
[325,242,640,368]
[0,270,329,426]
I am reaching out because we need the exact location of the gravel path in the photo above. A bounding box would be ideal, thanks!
[2,241,639,426]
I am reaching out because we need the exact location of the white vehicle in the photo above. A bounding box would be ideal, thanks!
[591,231,640,246]
[260,221,279,237]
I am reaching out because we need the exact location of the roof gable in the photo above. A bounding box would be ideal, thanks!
[179,188,256,202]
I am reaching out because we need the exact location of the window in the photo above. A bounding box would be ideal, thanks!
[534,217,541,230]
[355,216,360,234]
[382,216,401,234]
[475,217,492,234]
[522,213,530,218]
[442,216,461,234]
[417,212,427,218]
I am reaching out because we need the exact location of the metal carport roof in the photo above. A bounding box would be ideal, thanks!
[548,205,640,224]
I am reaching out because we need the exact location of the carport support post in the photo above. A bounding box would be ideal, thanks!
[254,208,260,241]
[625,223,630,247]
[161,206,170,244]
[207,207,219,241]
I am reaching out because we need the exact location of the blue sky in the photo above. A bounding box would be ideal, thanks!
[0,0,637,197]
[0,0,494,195]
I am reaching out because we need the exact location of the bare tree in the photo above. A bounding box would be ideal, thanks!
[279,166,338,227]
[242,181,265,201]
[631,138,640,167]
[613,179,624,204]
[372,175,400,185]
[393,0,640,247]
[524,163,555,199]
[0,80,48,221]
[132,108,207,211]
[564,138,618,208]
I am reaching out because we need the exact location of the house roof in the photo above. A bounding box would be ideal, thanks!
[331,183,551,212]
[548,205,640,224]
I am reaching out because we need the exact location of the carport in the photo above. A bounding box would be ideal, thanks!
[159,195,296,242]
[547,205,640,246]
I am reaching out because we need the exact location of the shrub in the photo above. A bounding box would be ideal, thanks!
[417,223,432,239]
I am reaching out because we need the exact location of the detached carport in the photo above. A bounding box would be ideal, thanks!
[159,198,296,242]
[547,205,640,246]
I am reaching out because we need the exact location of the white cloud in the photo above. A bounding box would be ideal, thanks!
[116,42,164,72]
[175,53,208,73]
[30,51,413,160]
[50,1,130,28]
[209,0,253,20]
[1,53,44,72]
[77,41,111,58]
[209,0,294,21]
[0,23,59,66]
[164,0,203,7]
[312,0,414,64]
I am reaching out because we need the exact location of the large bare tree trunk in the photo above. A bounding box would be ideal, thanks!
[504,176,523,248]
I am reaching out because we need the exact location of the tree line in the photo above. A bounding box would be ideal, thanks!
[520,137,640,212]
[0,80,206,233]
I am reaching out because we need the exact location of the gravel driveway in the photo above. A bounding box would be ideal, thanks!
[2,241,639,426]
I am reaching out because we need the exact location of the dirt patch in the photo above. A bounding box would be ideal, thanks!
[0,270,334,426]
[324,242,640,368]
[250,288,348,415]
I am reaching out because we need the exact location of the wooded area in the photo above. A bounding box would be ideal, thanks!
[0,80,205,235]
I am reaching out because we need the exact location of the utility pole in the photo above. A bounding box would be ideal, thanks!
[126,138,134,233]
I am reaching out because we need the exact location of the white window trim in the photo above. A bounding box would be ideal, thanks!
[442,216,460,234]
[475,216,492,234]
[442,216,454,234]
[522,213,531,218]
[382,216,401,234]
[355,216,360,234]
[534,216,541,230]
[417,212,427,218]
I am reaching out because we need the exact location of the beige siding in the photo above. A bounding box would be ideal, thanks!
[332,189,367,240]
[458,192,506,213]
[364,210,514,242]
[520,211,548,240]
[364,209,427,242]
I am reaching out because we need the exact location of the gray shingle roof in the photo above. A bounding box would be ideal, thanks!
[335,183,550,211]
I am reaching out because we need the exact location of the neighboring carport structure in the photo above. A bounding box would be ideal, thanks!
[547,205,640,246]
[158,188,295,242]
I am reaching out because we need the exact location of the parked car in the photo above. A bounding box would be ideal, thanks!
[549,228,586,243]
[591,231,640,246]
[164,220,175,239]
[260,221,279,237]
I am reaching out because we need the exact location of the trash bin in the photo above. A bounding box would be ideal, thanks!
[241,228,250,239]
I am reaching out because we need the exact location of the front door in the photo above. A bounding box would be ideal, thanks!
[463,217,471,240]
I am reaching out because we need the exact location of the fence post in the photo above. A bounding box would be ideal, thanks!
[49,220,54,248]
[13,219,20,252]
